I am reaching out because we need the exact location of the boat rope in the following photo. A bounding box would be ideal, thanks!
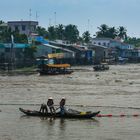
[96,114,140,117]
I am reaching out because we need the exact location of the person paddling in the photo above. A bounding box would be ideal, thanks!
[39,103,48,114]
[60,97,66,115]
[47,97,55,114]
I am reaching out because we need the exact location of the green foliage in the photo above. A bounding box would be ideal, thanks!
[47,26,57,40]
[0,25,28,43]
[0,19,139,46]
[96,24,127,40]
[125,37,140,47]
[47,24,79,43]
[64,24,79,43]
[82,31,90,43]
[36,26,48,37]
[118,26,127,40]
[0,20,4,24]
[56,24,64,40]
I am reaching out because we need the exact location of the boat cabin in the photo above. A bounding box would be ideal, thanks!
[36,56,73,75]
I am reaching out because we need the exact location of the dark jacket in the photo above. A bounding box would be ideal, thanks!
[47,99,54,107]
[60,99,65,107]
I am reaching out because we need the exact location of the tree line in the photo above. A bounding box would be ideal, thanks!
[36,24,89,44]
[0,20,140,47]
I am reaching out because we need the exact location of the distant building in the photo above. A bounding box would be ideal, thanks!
[8,21,38,36]
[0,23,8,33]
[92,38,134,50]
[89,44,108,64]
[91,38,134,62]
[35,43,75,59]
[49,41,94,65]
[0,43,31,67]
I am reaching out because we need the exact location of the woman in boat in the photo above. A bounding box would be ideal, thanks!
[39,103,48,114]
[59,97,66,115]
[47,97,55,114]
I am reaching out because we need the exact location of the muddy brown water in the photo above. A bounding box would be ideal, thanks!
[0,64,140,140]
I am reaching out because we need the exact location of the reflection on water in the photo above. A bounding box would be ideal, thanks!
[17,114,100,140]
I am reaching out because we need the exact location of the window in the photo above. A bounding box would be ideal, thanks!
[103,42,106,46]
[98,42,101,45]
[15,26,19,31]
[22,25,26,31]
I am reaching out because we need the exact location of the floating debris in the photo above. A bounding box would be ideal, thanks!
[115,79,122,83]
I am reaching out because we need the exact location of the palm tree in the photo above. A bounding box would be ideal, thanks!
[118,26,127,40]
[96,24,109,37]
[82,31,90,43]
[56,24,64,40]
[64,24,79,43]
[0,20,4,24]
[48,26,57,40]
[107,27,117,39]
[36,26,48,37]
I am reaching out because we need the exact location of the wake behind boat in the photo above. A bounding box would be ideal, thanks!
[19,108,100,119]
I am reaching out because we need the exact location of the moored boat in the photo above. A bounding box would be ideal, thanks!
[93,63,109,71]
[39,64,73,75]
[19,108,100,119]
[36,55,73,75]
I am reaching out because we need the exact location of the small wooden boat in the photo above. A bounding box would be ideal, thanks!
[93,63,109,71]
[19,108,100,119]
[39,64,74,75]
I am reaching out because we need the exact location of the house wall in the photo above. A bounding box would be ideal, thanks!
[92,38,134,50]
[0,43,30,65]
[92,39,110,47]
[110,41,122,48]
[92,38,135,59]
[93,47,108,64]
[35,45,75,59]
[8,21,38,36]
[35,45,52,57]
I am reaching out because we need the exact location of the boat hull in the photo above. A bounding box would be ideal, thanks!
[93,64,109,71]
[19,108,100,119]
[39,70,73,75]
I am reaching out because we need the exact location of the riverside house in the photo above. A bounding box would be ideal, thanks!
[8,21,38,36]
[0,43,31,68]
[91,38,134,62]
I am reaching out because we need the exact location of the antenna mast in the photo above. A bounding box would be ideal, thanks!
[36,11,39,21]
[29,9,32,21]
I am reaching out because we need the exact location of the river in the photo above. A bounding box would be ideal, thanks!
[0,64,140,140]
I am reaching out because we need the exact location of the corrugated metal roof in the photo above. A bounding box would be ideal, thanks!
[2,43,30,48]
[0,23,8,27]
[15,43,30,48]
[0,44,5,48]
[43,43,60,49]
[47,64,70,68]
[43,43,75,53]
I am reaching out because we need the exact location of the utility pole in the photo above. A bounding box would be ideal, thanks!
[54,12,56,27]
[49,18,52,27]
[10,35,15,70]
[29,9,32,21]
[88,19,90,32]
[36,11,39,21]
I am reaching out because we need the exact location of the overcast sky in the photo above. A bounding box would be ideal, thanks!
[0,0,140,37]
